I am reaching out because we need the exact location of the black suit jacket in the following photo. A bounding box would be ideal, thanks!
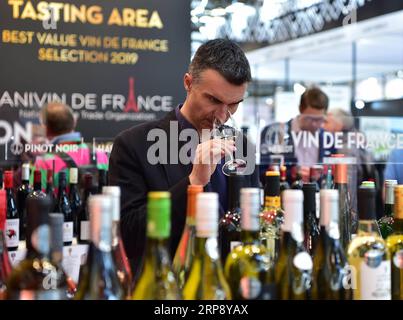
[108,110,259,276]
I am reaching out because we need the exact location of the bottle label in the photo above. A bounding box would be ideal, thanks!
[315,192,320,219]
[360,259,391,300]
[63,222,73,243]
[80,221,90,241]
[293,252,313,271]
[6,218,20,248]
[393,250,403,269]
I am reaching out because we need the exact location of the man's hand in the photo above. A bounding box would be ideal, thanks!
[189,138,236,186]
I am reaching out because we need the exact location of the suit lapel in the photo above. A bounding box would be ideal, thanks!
[156,110,194,187]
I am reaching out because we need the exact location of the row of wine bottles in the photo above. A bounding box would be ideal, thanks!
[0,165,108,251]
[0,184,133,300]
[135,179,403,300]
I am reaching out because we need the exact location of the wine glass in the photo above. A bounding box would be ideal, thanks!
[212,110,247,176]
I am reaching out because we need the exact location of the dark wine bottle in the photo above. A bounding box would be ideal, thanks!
[4,171,19,252]
[302,183,320,256]
[16,163,31,241]
[6,193,69,300]
[0,190,12,300]
[68,168,81,239]
[49,213,76,299]
[97,169,107,194]
[77,174,94,244]
[46,169,56,209]
[219,174,244,263]
[54,171,73,246]
[333,155,353,250]
[279,165,290,195]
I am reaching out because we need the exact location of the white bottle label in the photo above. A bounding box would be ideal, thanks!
[315,192,320,219]
[63,222,73,243]
[80,221,90,240]
[360,260,391,300]
[6,219,20,248]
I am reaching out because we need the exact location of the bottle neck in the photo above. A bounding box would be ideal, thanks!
[384,203,393,217]
[227,176,242,212]
[186,192,198,225]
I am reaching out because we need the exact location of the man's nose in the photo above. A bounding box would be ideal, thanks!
[215,105,229,123]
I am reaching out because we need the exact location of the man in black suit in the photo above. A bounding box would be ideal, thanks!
[108,39,259,277]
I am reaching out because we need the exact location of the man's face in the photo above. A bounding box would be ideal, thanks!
[299,106,326,132]
[184,69,247,131]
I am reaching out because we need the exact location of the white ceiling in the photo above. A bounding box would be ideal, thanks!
[247,11,403,83]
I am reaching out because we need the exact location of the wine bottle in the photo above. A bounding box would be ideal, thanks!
[172,184,203,289]
[16,163,31,241]
[379,179,397,239]
[0,169,3,189]
[291,167,303,190]
[279,166,290,195]
[102,186,133,299]
[219,174,244,262]
[386,185,403,300]
[321,165,334,190]
[260,170,284,262]
[183,192,231,300]
[276,189,313,300]
[46,169,56,208]
[97,169,107,194]
[312,189,351,300]
[225,188,276,300]
[0,190,12,300]
[54,171,73,246]
[68,168,82,238]
[77,174,94,244]
[6,193,69,300]
[49,213,76,299]
[4,171,19,252]
[132,192,180,299]
[75,195,124,300]
[309,165,322,223]
[302,183,320,256]
[347,185,391,300]
[333,155,352,250]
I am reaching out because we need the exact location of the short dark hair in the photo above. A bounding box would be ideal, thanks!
[300,87,329,112]
[189,39,252,85]
[41,102,75,136]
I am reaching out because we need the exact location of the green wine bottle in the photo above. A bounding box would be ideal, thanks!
[75,195,124,300]
[347,186,391,300]
[386,185,403,300]
[312,189,351,300]
[132,192,180,300]
[276,189,313,300]
[183,192,231,300]
[379,179,397,239]
[173,185,203,289]
[225,188,276,300]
